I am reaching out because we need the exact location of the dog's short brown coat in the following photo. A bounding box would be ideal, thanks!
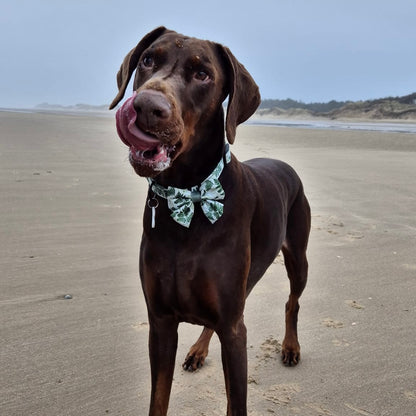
[110,27,311,416]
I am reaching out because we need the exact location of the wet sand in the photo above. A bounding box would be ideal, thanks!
[1,111,415,415]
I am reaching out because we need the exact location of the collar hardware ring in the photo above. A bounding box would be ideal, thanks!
[147,197,159,209]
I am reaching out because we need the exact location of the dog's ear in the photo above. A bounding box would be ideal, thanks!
[109,26,168,110]
[218,45,261,143]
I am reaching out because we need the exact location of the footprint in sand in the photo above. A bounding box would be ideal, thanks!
[257,336,282,361]
[254,336,282,371]
[345,299,365,309]
[263,383,300,406]
[404,390,416,400]
[346,231,364,240]
[313,215,366,243]
[322,318,344,328]
[312,215,345,235]
[131,321,149,331]
[332,338,350,347]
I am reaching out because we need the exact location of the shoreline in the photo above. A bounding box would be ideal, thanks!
[2,107,416,133]
[248,117,416,134]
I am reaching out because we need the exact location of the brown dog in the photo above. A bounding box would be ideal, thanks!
[110,27,311,416]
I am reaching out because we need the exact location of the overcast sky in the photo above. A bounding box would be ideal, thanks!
[1,0,415,108]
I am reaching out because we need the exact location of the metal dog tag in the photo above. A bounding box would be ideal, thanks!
[147,197,159,229]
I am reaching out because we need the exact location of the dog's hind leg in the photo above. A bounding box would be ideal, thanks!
[281,189,311,365]
[183,327,214,371]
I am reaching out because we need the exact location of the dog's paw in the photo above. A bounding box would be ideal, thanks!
[281,340,301,366]
[182,350,207,372]
[281,349,300,366]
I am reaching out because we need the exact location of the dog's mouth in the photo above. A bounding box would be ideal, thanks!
[115,92,179,176]
[129,141,176,172]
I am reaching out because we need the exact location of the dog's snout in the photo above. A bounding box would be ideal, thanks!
[134,90,172,129]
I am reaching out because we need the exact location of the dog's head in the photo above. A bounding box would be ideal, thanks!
[110,27,260,177]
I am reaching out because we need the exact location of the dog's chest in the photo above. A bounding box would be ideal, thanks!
[141,244,223,325]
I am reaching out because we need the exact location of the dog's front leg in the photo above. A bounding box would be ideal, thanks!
[148,316,179,416]
[218,319,248,416]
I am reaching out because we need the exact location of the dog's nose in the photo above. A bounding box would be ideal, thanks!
[133,90,172,129]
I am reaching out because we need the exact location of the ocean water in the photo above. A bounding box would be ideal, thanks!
[2,108,416,134]
[0,107,112,118]
[248,118,416,134]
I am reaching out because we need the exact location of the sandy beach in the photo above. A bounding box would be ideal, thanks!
[1,111,415,415]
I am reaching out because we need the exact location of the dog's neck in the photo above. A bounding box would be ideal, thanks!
[152,114,227,189]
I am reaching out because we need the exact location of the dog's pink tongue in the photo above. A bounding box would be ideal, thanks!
[115,92,161,150]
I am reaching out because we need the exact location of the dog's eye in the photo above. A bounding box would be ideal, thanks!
[143,55,154,68]
[194,71,209,81]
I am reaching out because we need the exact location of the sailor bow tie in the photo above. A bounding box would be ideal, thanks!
[148,144,231,228]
